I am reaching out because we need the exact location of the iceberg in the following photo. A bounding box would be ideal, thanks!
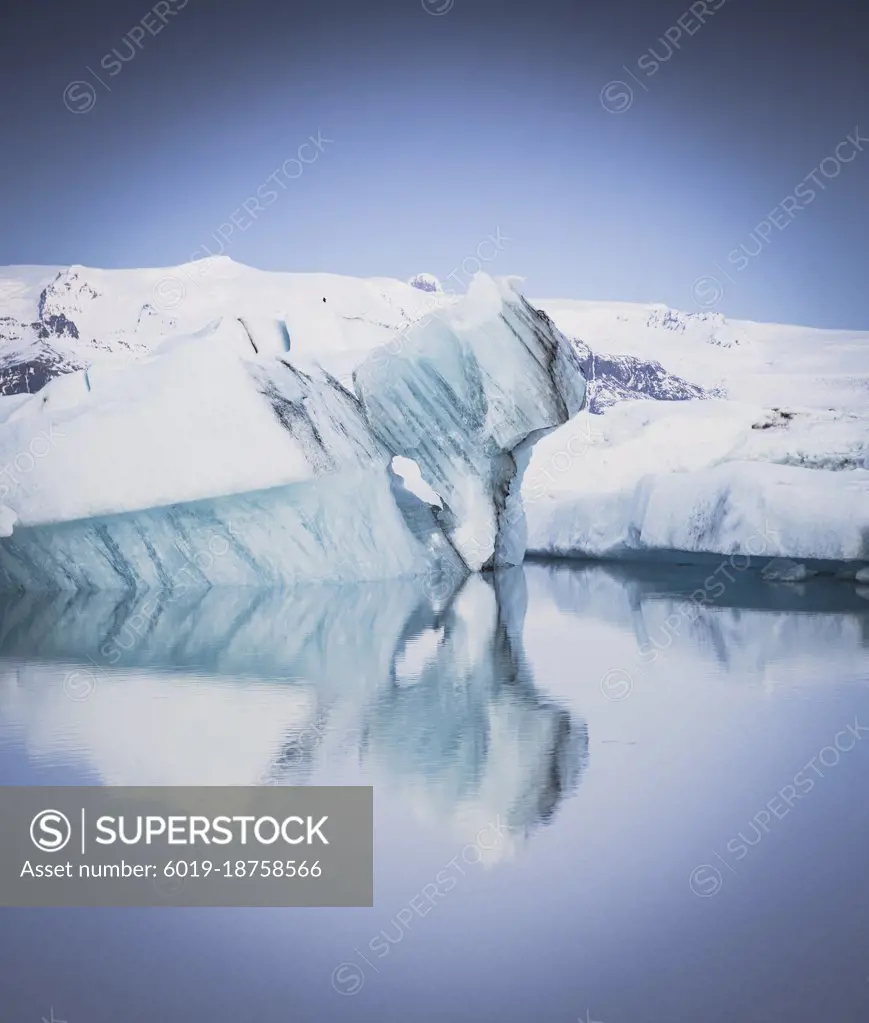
[354,275,587,570]
[0,316,462,590]
[6,253,866,582]
[518,295,869,572]
[0,270,585,591]
[523,399,869,569]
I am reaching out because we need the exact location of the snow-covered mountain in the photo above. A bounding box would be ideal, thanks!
[0,258,457,393]
[408,272,442,294]
[0,261,723,409]
[535,296,869,410]
[570,339,715,413]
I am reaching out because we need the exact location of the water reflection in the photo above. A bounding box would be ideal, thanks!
[3,560,864,863]
[537,560,869,681]
[360,571,587,854]
[1,563,868,1023]
[0,568,588,857]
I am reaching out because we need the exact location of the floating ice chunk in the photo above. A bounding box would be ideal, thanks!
[526,458,869,564]
[0,469,463,592]
[354,275,586,571]
[0,506,17,537]
[761,558,816,582]
[0,313,464,591]
[0,317,386,528]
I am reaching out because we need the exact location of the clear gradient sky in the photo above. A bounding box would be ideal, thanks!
[1,0,868,328]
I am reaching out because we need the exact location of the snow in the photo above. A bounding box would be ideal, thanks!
[523,299,869,569]
[525,401,869,565]
[535,297,869,410]
[408,272,442,294]
[0,265,65,321]
[0,318,381,526]
[0,257,457,398]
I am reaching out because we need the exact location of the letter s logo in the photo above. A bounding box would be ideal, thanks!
[30,810,72,852]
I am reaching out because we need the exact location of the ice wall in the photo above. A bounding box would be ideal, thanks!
[354,275,587,571]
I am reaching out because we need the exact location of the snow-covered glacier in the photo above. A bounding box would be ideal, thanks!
[0,264,585,591]
[523,300,869,572]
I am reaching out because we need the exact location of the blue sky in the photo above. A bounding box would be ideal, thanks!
[2,0,868,328]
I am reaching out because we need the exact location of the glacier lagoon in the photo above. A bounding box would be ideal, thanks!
[0,562,867,1023]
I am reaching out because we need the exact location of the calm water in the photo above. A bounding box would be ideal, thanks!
[0,563,868,1023]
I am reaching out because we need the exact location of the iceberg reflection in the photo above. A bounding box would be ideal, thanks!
[0,569,588,857]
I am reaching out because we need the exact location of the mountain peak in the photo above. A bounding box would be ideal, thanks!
[408,273,442,294]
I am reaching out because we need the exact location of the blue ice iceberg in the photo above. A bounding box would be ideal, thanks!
[0,276,585,591]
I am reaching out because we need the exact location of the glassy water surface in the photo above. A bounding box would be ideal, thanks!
[0,563,867,1023]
